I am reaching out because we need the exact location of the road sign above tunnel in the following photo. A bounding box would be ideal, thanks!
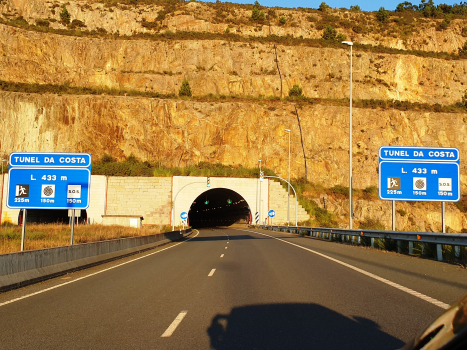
[7,152,92,210]
[378,146,460,202]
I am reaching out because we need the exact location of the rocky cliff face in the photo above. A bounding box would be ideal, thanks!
[2,0,467,232]
[1,24,467,105]
[1,91,466,230]
[4,0,467,53]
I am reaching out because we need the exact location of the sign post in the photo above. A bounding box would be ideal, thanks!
[7,152,92,247]
[379,146,459,256]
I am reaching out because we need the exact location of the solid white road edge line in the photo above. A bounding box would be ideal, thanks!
[208,269,216,277]
[161,311,188,338]
[220,254,224,258]
[237,229,450,310]
[0,230,200,308]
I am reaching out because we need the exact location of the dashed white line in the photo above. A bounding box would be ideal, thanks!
[225,247,228,249]
[161,311,187,338]
[208,269,216,277]
[237,229,450,310]
[227,242,229,244]
[220,254,224,258]
[0,231,200,308]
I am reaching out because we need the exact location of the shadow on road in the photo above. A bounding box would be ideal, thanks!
[207,303,405,350]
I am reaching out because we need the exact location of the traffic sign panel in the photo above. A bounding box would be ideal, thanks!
[180,212,188,220]
[268,210,276,218]
[7,152,92,210]
[379,147,460,202]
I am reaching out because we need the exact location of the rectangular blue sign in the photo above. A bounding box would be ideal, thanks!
[379,147,460,202]
[7,152,92,210]
[9,152,91,167]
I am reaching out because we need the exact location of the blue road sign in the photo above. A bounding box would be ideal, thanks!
[7,153,92,209]
[378,146,460,202]
[180,212,188,220]
[268,210,276,218]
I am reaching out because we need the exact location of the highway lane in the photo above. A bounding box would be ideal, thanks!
[0,227,465,349]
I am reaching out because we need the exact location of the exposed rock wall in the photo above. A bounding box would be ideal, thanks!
[1,90,466,230]
[3,0,467,53]
[1,91,466,189]
[1,24,467,105]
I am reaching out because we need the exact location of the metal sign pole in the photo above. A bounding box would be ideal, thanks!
[71,209,75,245]
[392,200,395,230]
[442,202,445,233]
[21,209,26,251]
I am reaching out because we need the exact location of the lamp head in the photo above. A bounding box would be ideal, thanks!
[285,129,291,132]
[341,41,353,46]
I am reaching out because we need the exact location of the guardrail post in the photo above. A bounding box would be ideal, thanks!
[436,244,443,261]
[397,240,401,253]
[357,236,361,244]
[370,238,374,248]
[329,233,332,241]
[422,243,427,256]
[409,241,413,254]
[455,246,461,259]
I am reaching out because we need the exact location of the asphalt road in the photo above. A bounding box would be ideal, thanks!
[0,227,466,349]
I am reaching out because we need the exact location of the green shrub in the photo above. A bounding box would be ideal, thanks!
[376,7,389,23]
[462,27,467,37]
[288,84,303,97]
[396,209,407,216]
[360,217,385,230]
[179,79,192,97]
[337,33,346,41]
[322,25,337,40]
[349,5,361,11]
[60,7,71,25]
[362,186,378,200]
[35,19,49,27]
[251,1,265,21]
[319,2,330,11]
[328,185,349,198]
[279,16,287,25]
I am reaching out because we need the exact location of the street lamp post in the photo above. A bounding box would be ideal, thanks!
[258,159,262,225]
[342,40,353,230]
[285,129,291,225]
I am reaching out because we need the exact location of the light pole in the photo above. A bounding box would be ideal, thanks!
[258,159,262,225]
[342,40,353,229]
[285,129,291,225]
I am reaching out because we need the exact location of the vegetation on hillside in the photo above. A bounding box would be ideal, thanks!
[1,80,466,114]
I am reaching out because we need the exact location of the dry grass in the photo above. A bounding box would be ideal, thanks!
[0,223,175,254]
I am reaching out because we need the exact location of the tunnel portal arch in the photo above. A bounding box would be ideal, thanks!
[173,176,268,228]
[188,188,252,228]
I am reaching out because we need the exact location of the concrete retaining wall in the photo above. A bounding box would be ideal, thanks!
[0,228,192,291]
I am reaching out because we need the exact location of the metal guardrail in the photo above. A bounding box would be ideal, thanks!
[259,225,466,262]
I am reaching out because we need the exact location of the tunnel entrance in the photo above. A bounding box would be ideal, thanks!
[188,188,251,228]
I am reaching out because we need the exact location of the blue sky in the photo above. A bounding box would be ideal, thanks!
[211,0,461,12]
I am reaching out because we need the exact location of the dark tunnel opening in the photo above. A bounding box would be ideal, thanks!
[18,209,88,225]
[189,188,251,228]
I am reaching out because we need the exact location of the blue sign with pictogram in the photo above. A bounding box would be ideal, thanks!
[378,146,460,202]
[268,210,276,218]
[180,212,188,220]
[7,153,92,209]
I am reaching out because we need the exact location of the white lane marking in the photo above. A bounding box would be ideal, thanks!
[227,242,229,244]
[237,229,450,310]
[225,247,228,249]
[161,311,188,338]
[208,269,216,277]
[220,254,224,258]
[0,231,200,308]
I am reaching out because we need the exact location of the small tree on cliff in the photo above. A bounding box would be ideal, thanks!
[179,79,192,97]
[289,85,303,97]
[251,1,265,21]
[60,7,71,25]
